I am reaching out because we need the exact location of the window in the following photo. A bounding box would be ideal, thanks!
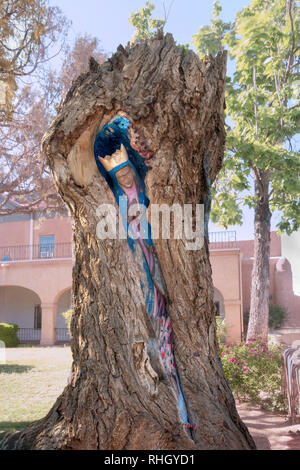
[39,235,55,258]
[34,305,42,329]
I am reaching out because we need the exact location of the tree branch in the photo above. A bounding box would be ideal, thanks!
[284,0,296,83]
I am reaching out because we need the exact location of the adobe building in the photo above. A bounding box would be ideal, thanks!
[210,230,300,344]
[0,206,72,345]
[0,207,299,345]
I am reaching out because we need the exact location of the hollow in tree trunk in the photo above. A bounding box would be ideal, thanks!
[0,34,255,450]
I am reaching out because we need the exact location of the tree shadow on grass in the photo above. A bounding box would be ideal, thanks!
[0,421,33,433]
[0,421,34,447]
[0,364,34,374]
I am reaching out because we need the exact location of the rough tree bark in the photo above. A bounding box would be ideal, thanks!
[1,34,255,450]
[247,170,271,342]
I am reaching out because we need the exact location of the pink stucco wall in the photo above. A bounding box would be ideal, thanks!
[239,232,300,329]
[236,232,281,258]
[0,214,72,248]
[211,230,300,339]
[32,216,72,246]
[241,258,280,313]
[0,220,31,247]
[210,249,243,342]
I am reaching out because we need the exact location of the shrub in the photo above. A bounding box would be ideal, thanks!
[219,336,287,412]
[0,323,19,347]
[243,303,289,334]
[268,304,289,330]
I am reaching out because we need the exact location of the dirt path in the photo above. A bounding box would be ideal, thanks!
[237,402,300,450]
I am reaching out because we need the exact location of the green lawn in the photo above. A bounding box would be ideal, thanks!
[0,346,72,433]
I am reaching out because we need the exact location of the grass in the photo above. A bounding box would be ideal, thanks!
[0,346,72,433]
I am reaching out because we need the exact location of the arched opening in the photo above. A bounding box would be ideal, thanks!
[213,287,225,317]
[0,286,42,343]
[56,288,72,343]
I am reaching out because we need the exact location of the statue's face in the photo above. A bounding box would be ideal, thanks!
[115,165,134,188]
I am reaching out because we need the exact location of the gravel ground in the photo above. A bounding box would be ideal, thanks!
[237,402,300,450]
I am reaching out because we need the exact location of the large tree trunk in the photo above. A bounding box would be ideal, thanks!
[0,34,255,450]
[247,170,271,342]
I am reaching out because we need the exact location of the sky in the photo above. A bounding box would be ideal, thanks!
[47,0,285,241]
[50,0,247,57]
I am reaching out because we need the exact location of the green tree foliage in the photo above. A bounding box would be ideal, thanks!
[193,1,232,57]
[128,1,299,340]
[129,2,191,52]
[129,1,165,41]
[194,0,299,340]
[193,0,300,234]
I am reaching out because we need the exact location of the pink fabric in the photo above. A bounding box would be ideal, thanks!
[122,181,175,372]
